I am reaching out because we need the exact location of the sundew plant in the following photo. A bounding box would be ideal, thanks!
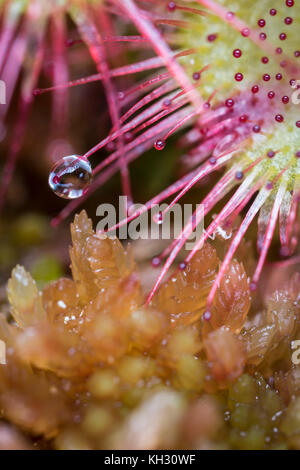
[1,0,300,313]
[2,1,300,452]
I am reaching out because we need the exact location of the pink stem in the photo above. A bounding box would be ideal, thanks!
[159,166,237,261]
[119,0,203,113]
[82,87,181,163]
[0,26,27,123]
[145,162,244,305]
[75,8,133,205]
[120,76,173,124]
[98,165,203,234]
[51,10,69,141]
[206,186,270,308]
[280,186,299,250]
[0,34,45,213]
[252,184,286,284]
[34,48,194,95]
[33,55,168,95]
[0,2,23,74]
[55,134,201,228]
[185,168,263,263]
[159,147,237,219]
[91,106,192,173]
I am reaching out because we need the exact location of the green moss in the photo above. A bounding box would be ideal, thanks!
[229,425,265,450]
[230,403,250,430]
[228,374,257,408]
[30,254,63,287]
[12,214,49,246]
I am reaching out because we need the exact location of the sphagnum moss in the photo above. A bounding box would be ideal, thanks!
[31,0,300,319]
[2,0,300,325]
[0,211,299,449]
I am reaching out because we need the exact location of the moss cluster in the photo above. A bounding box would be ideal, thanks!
[0,211,299,449]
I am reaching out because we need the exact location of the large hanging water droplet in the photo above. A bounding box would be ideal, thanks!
[48,155,92,199]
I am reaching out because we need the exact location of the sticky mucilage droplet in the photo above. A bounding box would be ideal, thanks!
[48,155,92,199]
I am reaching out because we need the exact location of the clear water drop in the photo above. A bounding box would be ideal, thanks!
[48,155,92,199]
